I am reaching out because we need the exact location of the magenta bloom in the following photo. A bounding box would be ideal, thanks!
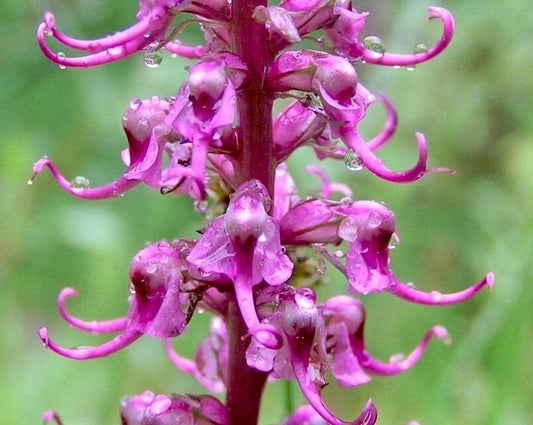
[120,391,229,425]
[39,241,197,360]
[280,188,494,305]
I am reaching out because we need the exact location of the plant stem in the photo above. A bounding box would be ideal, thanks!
[232,0,275,194]
[225,299,269,425]
[224,0,274,424]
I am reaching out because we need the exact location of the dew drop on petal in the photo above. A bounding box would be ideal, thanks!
[143,47,163,68]
[406,65,416,71]
[389,353,406,363]
[69,176,90,189]
[388,234,400,250]
[367,211,382,228]
[57,52,66,69]
[334,250,345,258]
[344,149,364,172]
[414,43,428,54]
[145,262,158,274]
[430,290,442,301]
[363,36,386,54]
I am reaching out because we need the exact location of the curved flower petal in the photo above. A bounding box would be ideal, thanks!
[388,272,494,306]
[36,4,177,68]
[29,157,141,200]
[339,127,454,184]
[42,411,64,425]
[356,326,450,375]
[305,165,352,199]
[366,93,398,152]
[38,326,142,360]
[58,288,128,334]
[164,316,228,393]
[360,8,455,67]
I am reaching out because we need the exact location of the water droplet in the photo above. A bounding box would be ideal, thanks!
[143,32,151,38]
[280,246,287,254]
[27,177,34,186]
[57,52,66,69]
[405,282,416,288]
[390,353,406,363]
[363,36,386,54]
[414,43,428,54]
[107,45,125,58]
[69,176,90,189]
[143,44,163,68]
[338,216,359,242]
[388,234,400,250]
[367,212,382,228]
[430,290,442,301]
[145,262,157,274]
[406,65,416,71]
[334,250,345,258]
[393,65,401,69]
[344,149,364,172]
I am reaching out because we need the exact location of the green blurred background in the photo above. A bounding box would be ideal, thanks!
[1,0,531,423]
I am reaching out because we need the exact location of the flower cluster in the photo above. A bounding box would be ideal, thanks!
[35,1,492,424]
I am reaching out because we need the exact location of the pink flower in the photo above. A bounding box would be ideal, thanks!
[188,180,293,348]
[39,241,198,360]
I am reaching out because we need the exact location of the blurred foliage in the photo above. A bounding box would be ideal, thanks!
[1,0,532,424]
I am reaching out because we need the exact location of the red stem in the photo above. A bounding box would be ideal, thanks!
[232,0,275,194]
[224,0,274,424]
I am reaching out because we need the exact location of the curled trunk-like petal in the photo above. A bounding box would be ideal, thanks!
[360,8,455,67]
[164,316,228,393]
[356,326,451,375]
[38,326,142,360]
[29,96,172,199]
[37,5,177,68]
[42,411,64,425]
[58,288,128,333]
[339,127,454,184]
[388,272,495,306]
[39,241,195,360]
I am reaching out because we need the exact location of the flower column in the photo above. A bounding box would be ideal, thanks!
[227,0,275,423]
